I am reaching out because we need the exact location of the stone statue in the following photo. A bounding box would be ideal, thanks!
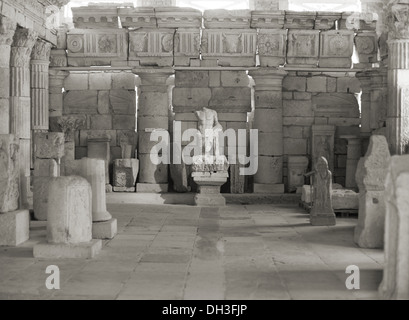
[195,107,223,157]
[309,156,336,226]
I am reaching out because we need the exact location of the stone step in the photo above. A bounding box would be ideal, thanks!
[106,192,301,205]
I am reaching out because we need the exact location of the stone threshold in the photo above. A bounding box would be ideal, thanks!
[106,192,300,206]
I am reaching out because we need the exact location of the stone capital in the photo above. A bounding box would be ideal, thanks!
[31,39,52,61]
[0,15,17,46]
[248,68,287,90]
[386,1,409,40]
[12,28,38,49]
[133,68,174,86]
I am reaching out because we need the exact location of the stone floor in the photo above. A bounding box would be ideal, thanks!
[0,203,383,300]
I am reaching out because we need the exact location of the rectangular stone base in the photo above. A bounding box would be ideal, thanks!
[0,210,30,246]
[310,214,336,226]
[137,183,168,193]
[254,183,285,194]
[92,218,117,240]
[33,239,102,259]
[113,186,136,192]
[194,194,226,207]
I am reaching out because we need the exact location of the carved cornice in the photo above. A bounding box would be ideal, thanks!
[39,0,71,9]
[0,15,17,46]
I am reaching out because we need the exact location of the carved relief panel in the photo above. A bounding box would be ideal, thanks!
[287,30,320,67]
[354,32,378,65]
[174,28,200,66]
[67,29,128,67]
[257,29,287,67]
[129,29,175,67]
[319,30,354,68]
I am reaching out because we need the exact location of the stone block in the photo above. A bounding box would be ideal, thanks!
[33,240,102,259]
[254,156,283,184]
[307,77,327,93]
[221,71,250,87]
[284,11,316,29]
[203,9,251,29]
[283,117,314,126]
[34,132,65,159]
[93,218,117,240]
[113,115,136,130]
[110,89,136,115]
[175,71,209,88]
[284,138,307,155]
[294,92,311,100]
[0,210,30,246]
[287,30,320,67]
[254,90,283,108]
[288,156,309,192]
[138,116,168,131]
[192,172,228,207]
[0,134,19,213]
[112,72,137,90]
[113,159,139,188]
[319,30,354,68]
[64,90,98,114]
[139,91,169,116]
[283,100,313,117]
[283,76,306,92]
[98,91,110,115]
[89,73,112,90]
[34,159,59,177]
[283,126,303,139]
[258,29,287,67]
[259,133,283,156]
[33,177,52,221]
[138,154,168,184]
[80,130,117,147]
[251,10,284,28]
[253,183,285,194]
[209,88,252,112]
[254,109,282,133]
[337,77,361,93]
[64,73,89,91]
[118,7,156,29]
[72,6,119,29]
[90,115,112,130]
[313,93,360,118]
[209,71,220,87]
[172,88,212,109]
[136,183,169,193]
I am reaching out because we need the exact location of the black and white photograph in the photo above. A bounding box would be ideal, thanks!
[0,0,406,304]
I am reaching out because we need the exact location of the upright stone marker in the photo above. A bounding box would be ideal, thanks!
[310,156,336,226]
[33,176,102,259]
[0,134,30,246]
[65,158,117,239]
[379,155,409,300]
[354,135,390,248]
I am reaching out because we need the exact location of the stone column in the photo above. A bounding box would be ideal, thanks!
[249,68,287,193]
[385,1,409,155]
[0,16,16,134]
[134,68,174,193]
[340,135,361,190]
[31,39,52,132]
[10,28,38,209]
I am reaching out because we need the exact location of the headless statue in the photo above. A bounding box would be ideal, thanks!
[195,107,223,157]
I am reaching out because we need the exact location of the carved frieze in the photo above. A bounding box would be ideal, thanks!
[67,29,128,67]
[174,28,200,66]
[155,7,202,28]
[250,11,285,29]
[118,7,156,28]
[129,29,175,67]
[354,32,378,65]
[287,30,320,67]
[284,11,316,29]
[257,29,287,67]
[201,29,257,67]
[315,12,341,30]
[50,49,67,67]
[319,30,354,68]
[72,6,119,29]
[203,9,251,29]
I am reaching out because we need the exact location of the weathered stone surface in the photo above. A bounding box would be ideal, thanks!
[254,156,282,184]
[72,6,119,29]
[34,132,65,159]
[253,183,284,194]
[0,135,19,213]
[307,77,327,93]
[287,30,320,66]
[312,125,335,172]
[172,88,212,109]
[46,176,92,244]
[175,71,209,88]
[92,218,118,240]
[220,71,250,87]
[138,154,168,184]
[113,159,139,188]
[257,29,287,67]
[319,30,354,68]
[310,157,336,226]
[354,32,378,65]
[34,159,59,177]
[64,90,98,114]
[312,93,360,118]
[209,88,252,112]
[284,11,316,29]
[192,172,228,207]
[203,10,251,29]
[89,72,112,90]
[136,183,168,193]
[379,155,409,300]
[118,7,156,29]
[65,158,112,223]
[283,76,306,92]
[288,156,308,192]
[251,10,284,29]
[64,73,89,91]
[33,239,102,259]
[354,135,390,249]
[156,7,202,29]
[0,210,30,246]
[315,12,341,30]
[33,177,51,221]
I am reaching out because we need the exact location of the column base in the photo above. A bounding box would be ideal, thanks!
[136,183,168,193]
[310,214,336,226]
[253,183,284,193]
[33,239,102,259]
[0,210,30,246]
[92,218,117,240]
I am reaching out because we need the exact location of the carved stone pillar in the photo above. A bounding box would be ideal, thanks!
[10,28,38,208]
[0,16,16,134]
[31,39,52,132]
[385,1,409,155]
[134,68,174,193]
[340,135,361,190]
[49,70,69,118]
[249,68,287,193]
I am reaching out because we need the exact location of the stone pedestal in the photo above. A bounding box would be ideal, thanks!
[379,155,409,300]
[341,135,361,189]
[0,210,30,246]
[113,159,139,192]
[355,135,390,249]
[65,158,117,239]
[249,68,287,193]
[193,172,228,207]
[134,68,173,193]
[33,176,102,259]
[87,135,111,186]
[288,156,308,193]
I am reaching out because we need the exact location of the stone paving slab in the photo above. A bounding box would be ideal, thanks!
[0,203,383,300]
